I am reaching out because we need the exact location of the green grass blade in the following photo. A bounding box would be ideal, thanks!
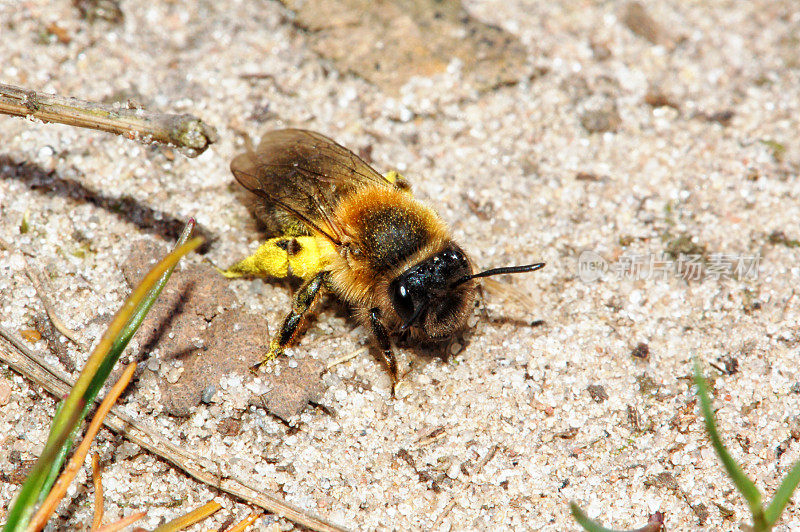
[570,502,624,532]
[765,458,800,525]
[694,361,763,516]
[36,430,77,513]
[2,403,83,531]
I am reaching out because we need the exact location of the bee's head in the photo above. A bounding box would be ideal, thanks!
[389,245,546,339]
[389,244,475,339]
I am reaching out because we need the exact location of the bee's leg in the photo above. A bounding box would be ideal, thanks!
[217,235,325,281]
[254,271,328,370]
[368,307,398,396]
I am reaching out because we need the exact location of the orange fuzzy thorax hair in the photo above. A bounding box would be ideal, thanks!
[324,186,453,313]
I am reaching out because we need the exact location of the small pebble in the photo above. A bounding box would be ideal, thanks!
[631,343,650,360]
[201,385,217,404]
[0,378,12,406]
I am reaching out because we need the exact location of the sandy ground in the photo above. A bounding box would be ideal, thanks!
[2,0,800,530]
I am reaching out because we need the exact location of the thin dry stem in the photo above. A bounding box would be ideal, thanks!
[91,452,104,531]
[29,363,137,531]
[326,346,368,370]
[94,510,147,532]
[25,267,86,349]
[225,511,263,532]
[432,500,457,531]
[152,500,222,532]
[0,83,218,156]
[0,333,349,532]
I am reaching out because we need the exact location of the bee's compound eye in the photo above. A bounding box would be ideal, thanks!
[391,279,415,323]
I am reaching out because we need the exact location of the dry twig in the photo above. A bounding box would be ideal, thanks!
[326,346,368,370]
[25,267,87,350]
[225,511,263,532]
[0,83,218,156]
[91,452,104,531]
[94,510,147,532]
[152,500,221,532]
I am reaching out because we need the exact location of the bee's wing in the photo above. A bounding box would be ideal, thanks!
[231,129,393,245]
[481,278,537,311]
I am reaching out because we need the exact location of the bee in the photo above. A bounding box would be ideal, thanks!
[221,129,543,393]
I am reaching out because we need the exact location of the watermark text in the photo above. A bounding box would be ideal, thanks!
[578,251,760,283]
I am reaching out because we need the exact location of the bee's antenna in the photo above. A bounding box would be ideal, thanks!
[451,262,545,288]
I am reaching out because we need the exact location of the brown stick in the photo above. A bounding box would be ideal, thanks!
[225,511,263,532]
[94,510,147,532]
[0,83,218,156]
[152,500,222,532]
[25,267,87,350]
[91,452,104,531]
[0,328,349,532]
